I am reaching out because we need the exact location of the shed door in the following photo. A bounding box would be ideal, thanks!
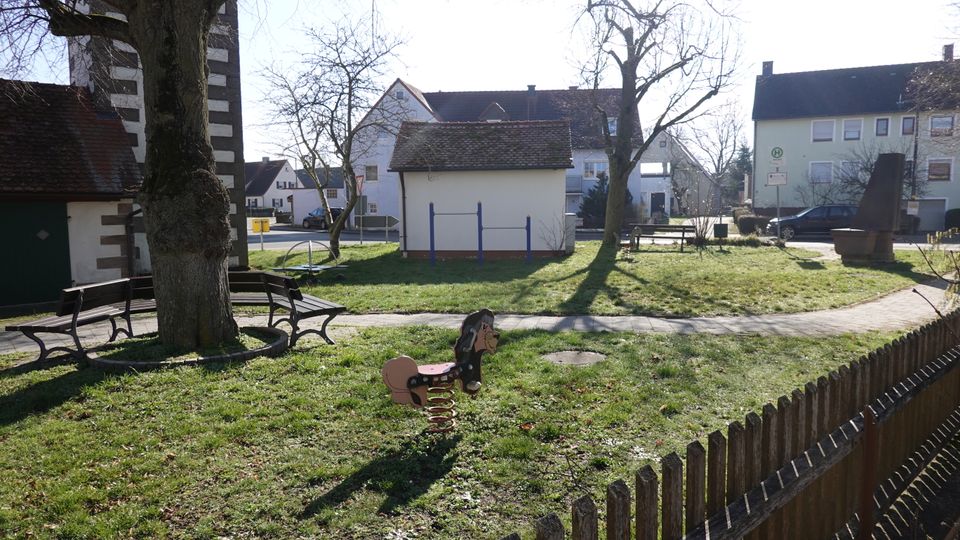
[916,199,946,232]
[1,202,71,306]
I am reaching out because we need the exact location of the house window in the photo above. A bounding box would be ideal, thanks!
[365,165,379,182]
[905,159,915,179]
[276,181,281,189]
[395,89,405,100]
[606,117,618,136]
[840,160,862,181]
[842,119,862,141]
[584,160,609,179]
[247,198,258,207]
[368,202,378,214]
[928,158,953,182]
[811,120,834,142]
[902,116,916,136]
[876,118,889,137]
[931,114,954,137]
[271,198,284,208]
[809,161,833,183]
[659,139,667,148]
[326,188,338,199]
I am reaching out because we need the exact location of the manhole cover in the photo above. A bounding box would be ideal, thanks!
[542,350,607,366]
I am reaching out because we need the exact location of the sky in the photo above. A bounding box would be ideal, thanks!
[18,0,959,162]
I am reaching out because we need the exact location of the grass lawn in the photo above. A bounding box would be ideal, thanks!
[0,327,896,539]
[249,241,939,317]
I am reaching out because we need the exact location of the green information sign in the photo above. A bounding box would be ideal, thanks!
[771,147,784,159]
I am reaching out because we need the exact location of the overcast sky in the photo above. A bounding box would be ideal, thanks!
[18,0,959,162]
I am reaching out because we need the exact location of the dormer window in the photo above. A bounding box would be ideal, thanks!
[607,117,618,136]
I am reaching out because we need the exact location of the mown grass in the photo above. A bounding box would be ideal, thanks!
[0,328,897,539]
[249,241,939,317]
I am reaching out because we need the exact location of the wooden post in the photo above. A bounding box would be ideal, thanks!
[760,403,779,537]
[662,453,683,540]
[536,514,565,540]
[816,376,831,537]
[745,412,762,489]
[707,430,726,517]
[636,465,658,540]
[858,408,879,540]
[727,421,746,505]
[686,441,706,533]
[572,496,598,540]
[606,480,631,540]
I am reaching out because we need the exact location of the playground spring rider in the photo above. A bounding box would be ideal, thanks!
[382,310,498,433]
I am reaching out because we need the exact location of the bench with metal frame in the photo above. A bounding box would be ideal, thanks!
[625,223,697,252]
[5,279,134,362]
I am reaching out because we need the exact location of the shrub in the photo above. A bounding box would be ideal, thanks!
[736,214,772,235]
[732,206,753,221]
[945,208,960,229]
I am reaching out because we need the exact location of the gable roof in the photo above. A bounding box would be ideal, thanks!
[0,79,141,200]
[389,120,573,172]
[244,159,289,196]
[752,61,941,121]
[421,88,629,148]
[295,167,344,189]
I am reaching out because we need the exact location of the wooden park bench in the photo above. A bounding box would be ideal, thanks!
[5,279,135,362]
[6,272,345,362]
[624,223,697,252]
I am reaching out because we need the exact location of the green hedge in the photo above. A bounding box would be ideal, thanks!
[736,214,772,235]
[945,208,960,229]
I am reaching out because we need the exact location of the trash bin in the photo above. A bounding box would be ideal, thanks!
[714,223,728,238]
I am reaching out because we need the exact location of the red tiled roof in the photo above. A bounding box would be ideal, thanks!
[0,79,141,199]
[389,120,573,172]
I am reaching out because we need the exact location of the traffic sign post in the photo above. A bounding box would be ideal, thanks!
[768,148,786,240]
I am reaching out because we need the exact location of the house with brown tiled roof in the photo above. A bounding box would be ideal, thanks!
[0,79,142,306]
[351,79,696,230]
[389,120,574,258]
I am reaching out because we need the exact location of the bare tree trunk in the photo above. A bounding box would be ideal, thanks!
[602,57,640,246]
[134,3,237,347]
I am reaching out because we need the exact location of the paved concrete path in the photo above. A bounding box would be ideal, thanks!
[1,279,952,360]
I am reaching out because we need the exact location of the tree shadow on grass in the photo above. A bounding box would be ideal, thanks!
[557,244,625,313]
[0,362,105,427]
[301,435,461,518]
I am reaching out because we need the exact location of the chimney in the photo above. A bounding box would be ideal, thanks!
[262,156,270,163]
[568,85,578,90]
[761,61,773,76]
[526,84,537,120]
[944,44,954,62]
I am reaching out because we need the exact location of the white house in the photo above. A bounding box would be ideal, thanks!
[752,48,960,231]
[0,79,141,306]
[389,120,573,258]
[353,79,693,229]
[291,168,347,226]
[244,158,300,210]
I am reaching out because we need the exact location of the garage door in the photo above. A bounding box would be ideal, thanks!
[916,199,946,232]
[0,202,71,306]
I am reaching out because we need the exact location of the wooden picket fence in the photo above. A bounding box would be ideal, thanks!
[502,310,960,540]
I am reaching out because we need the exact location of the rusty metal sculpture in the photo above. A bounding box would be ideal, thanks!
[382,309,498,432]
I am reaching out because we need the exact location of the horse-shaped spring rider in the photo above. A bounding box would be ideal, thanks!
[382,310,498,433]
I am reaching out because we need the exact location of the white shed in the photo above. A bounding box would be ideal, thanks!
[390,120,573,259]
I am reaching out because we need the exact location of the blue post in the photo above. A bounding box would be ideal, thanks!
[429,202,436,266]
[477,201,483,265]
[525,216,532,263]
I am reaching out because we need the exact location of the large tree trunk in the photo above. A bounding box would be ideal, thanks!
[602,50,641,246]
[132,3,237,347]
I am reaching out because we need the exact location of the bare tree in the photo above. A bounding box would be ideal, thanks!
[681,101,743,208]
[263,15,403,257]
[1,1,237,348]
[578,0,739,246]
[832,141,926,204]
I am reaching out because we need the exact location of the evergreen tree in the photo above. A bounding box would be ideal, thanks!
[579,172,632,228]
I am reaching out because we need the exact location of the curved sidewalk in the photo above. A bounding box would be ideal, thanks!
[0,279,952,358]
